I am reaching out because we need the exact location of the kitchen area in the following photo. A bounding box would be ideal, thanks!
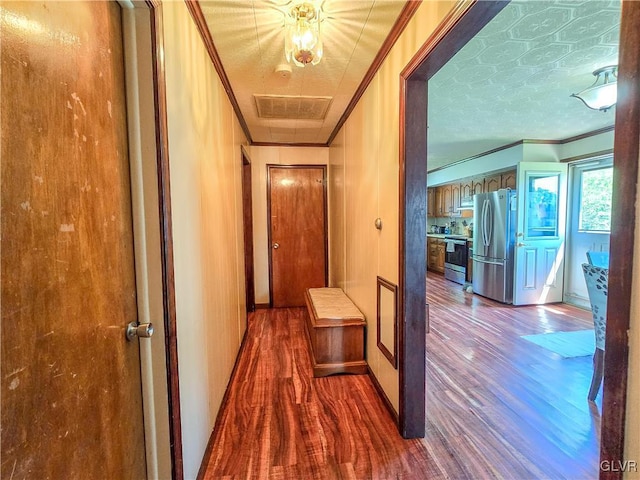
[427,168,517,296]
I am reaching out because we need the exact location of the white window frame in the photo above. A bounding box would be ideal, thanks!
[577,162,613,234]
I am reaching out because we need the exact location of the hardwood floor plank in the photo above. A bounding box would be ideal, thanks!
[201,275,600,479]
[298,401,330,466]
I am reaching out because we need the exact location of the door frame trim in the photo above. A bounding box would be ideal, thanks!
[601,1,639,476]
[241,146,256,313]
[266,164,328,307]
[397,0,509,439]
[563,154,613,309]
[147,2,184,478]
[120,2,178,478]
[398,1,637,477]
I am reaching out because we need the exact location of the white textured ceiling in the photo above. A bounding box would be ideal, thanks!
[428,0,621,170]
[200,0,407,144]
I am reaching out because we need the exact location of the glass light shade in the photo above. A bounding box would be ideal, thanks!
[285,3,323,67]
[571,66,618,112]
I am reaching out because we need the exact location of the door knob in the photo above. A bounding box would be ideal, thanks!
[273,242,280,249]
[126,321,154,341]
[517,242,527,247]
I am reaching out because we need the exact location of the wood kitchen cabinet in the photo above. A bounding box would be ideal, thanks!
[437,241,445,271]
[434,187,443,216]
[427,238,438,271]
[501,169,517,189]
[440,185,453,217]
[427,237,445,273]
[459,180,474,218]
[460,180,473,200]
[451,183,461,215]
[472,178,484,195]
[485,174,501,192]
[427,187,435,217]
[430,169,518,221]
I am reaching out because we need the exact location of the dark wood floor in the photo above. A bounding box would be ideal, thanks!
[200,273,600,479]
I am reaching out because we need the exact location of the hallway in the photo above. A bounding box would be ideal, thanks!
[199,308,432,478]
[200,275,600,479]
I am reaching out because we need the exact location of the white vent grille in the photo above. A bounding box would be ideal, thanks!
[254,94,332,120]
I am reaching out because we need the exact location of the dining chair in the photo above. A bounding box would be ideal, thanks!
[586,250,610,269]
[582,263,608,401]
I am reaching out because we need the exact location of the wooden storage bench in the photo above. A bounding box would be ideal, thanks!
[304,287,367,377]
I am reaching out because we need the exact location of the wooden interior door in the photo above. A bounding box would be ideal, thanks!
[1,2,146,478]
[268,166,327,307]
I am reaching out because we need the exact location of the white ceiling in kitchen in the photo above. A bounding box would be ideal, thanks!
[428,0,621,171]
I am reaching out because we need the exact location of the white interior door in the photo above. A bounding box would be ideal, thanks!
[513,162,568,305]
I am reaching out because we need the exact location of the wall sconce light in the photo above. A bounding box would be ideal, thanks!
[571,65,618,112]
[285,3,323,67]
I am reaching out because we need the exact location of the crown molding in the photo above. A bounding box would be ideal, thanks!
[427,126,616,173]
[560,125,614,144]
[326,1,423,146]
[184,0,253,143]
[251,142,328,148]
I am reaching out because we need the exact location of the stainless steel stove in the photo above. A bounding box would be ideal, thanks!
[444,235,468,285]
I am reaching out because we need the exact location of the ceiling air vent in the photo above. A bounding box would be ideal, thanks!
[254,94,332,120]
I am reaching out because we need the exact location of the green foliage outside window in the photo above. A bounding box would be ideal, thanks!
[579,167,613,231]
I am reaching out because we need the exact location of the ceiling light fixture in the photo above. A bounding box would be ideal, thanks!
[571,65,618,112]
[285,2,322,67]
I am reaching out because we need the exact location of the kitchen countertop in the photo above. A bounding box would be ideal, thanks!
[427,234,473,240]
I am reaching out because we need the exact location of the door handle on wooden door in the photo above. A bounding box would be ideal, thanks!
[126,321,154,341]
[273,243,280,249]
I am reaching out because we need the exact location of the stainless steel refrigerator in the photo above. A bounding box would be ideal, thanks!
[472,189,516,304]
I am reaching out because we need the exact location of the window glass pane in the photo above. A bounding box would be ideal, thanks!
[525,173,559,238]
[579,167,612,232]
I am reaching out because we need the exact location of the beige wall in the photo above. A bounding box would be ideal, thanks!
[163,3,247,478]
[246,146,329,304]
[328,131,346,288]
[329,1,456,414]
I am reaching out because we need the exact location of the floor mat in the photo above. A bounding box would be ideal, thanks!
[521,329,595,358]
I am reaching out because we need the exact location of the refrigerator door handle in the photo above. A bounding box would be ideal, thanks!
[482,199,489,246]
[480,200,486,246]
[486,200,493,247]
[473,256,503,266]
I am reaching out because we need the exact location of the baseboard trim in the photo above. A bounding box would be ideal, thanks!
[368,368,399,426]
[255,303,270,309]
[196,326,250,480]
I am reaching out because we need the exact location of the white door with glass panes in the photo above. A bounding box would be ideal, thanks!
[513,162,568,305]
[563,157,612,308]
